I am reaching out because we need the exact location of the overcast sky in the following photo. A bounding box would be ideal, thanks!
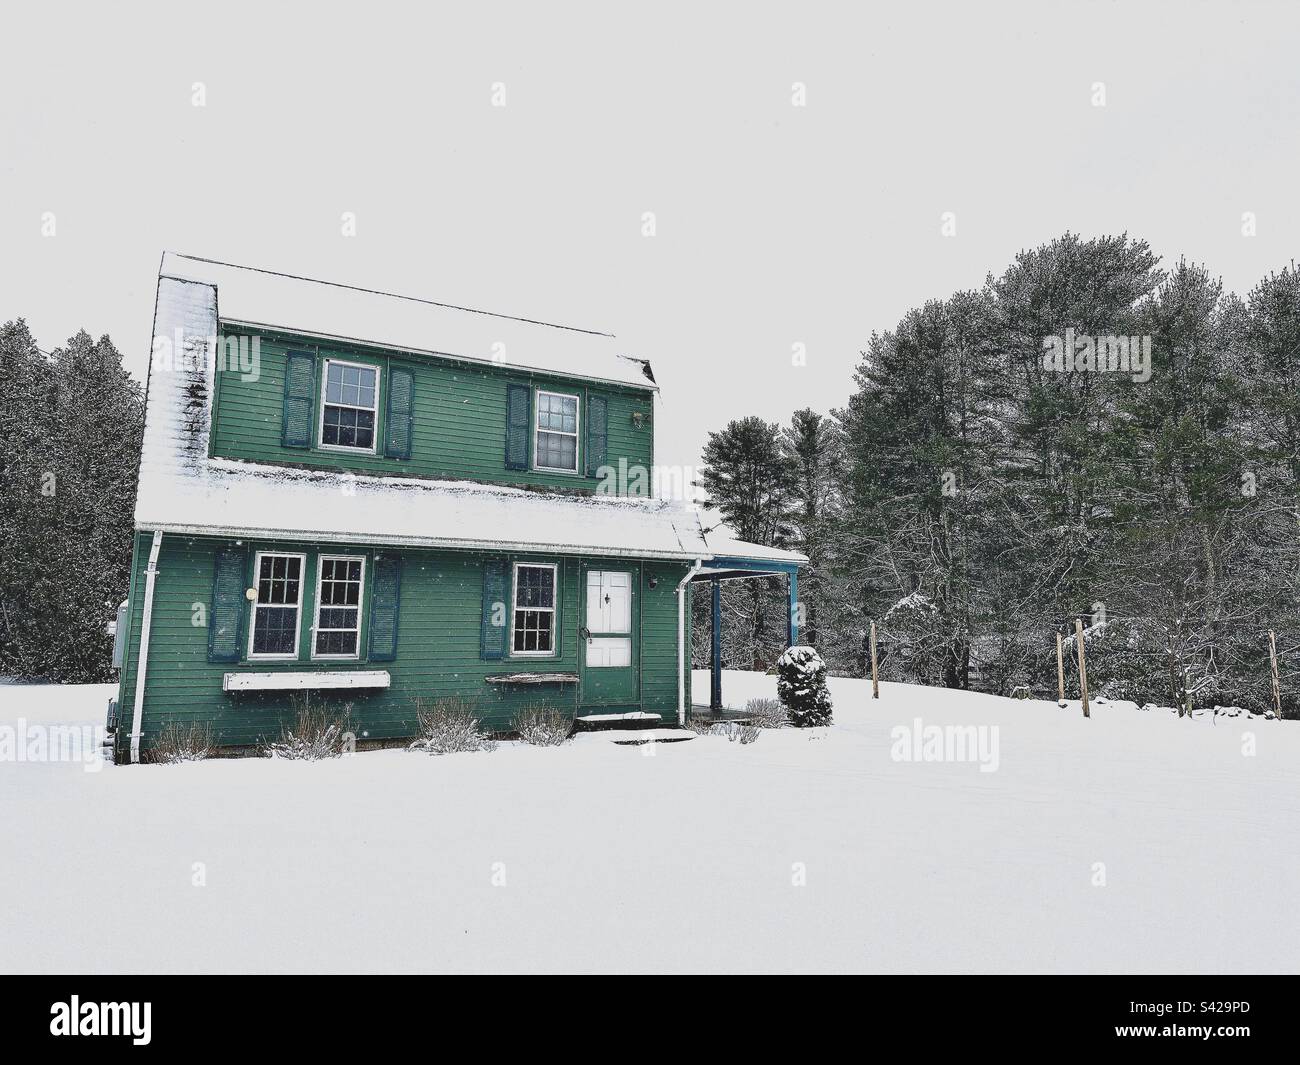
[3,0,1299,475]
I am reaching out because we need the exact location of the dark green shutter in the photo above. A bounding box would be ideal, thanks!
[384,367,414,460]
[481,560,508,660]
[368,558,402,662]
[585,394,608,477]
[282,351,316,448]
[505,384,531,470]
[208,549,247,663]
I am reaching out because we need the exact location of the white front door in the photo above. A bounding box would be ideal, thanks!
[584,570,632,673]
[586,570,631,635]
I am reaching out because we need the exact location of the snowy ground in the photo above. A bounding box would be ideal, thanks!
[1,673,1296,974]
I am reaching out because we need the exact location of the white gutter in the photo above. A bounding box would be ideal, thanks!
[129,531,164,765]
[676,558,704,726]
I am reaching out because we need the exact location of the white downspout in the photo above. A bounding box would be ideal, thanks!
[676,558,704,726]
[129,531,164,764]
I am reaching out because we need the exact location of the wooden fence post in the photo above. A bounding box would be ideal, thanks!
[1073,619,1090,719]
[870,621,879,700]
[1056,632,1066,707]
[1269,629,1283,719]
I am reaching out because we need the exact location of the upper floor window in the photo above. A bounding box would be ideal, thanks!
[534,390,579,473]
[512,562,557,655]
[320,359,379,452]
[249,552,305,659]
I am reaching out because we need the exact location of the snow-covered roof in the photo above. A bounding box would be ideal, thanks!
[701,530,806,567]
[137,458,710,559]
[135,263,800,567]
[159,252,657,392]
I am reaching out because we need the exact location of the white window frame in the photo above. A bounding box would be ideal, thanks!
[318,358,381,454]
[533,389,581,474]
[247,551,307,661]
[510,561,559,658]
[311,554,367,661]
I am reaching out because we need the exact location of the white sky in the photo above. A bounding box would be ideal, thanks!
[3,1,1299,475]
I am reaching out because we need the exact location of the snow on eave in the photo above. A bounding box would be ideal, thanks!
[135,454,711,561]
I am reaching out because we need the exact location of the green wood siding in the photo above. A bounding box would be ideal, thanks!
[115,533,692,758]
[210,328,655,494]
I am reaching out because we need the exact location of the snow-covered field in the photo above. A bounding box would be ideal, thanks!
[1,673,1296,974]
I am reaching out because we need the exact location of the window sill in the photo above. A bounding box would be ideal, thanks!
[484,672,579,685]
[223,670,391,692]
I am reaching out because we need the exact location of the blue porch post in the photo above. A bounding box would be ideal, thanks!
[787,570,799,647]
[710,575,722,710]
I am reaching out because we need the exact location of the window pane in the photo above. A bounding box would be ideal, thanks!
[536,431,577,470]
[257,556,301,606]
[516,566,555,608]
[512,608,554,653]
[253,605,297,655]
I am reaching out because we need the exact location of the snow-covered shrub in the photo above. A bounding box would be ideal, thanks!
[744,697,788,729]
[265,695,354,760]
[147,721,214,764]
[408,697,496,755]
[777,645,833,727]
[513,704,571,746]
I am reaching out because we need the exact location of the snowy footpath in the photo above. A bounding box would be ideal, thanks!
[0,673,1296,973]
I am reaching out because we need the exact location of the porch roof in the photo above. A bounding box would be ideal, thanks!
[692,530,807,579]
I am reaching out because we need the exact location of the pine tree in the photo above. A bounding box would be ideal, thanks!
[780,409,840,650]
[699,416,795,668]
[0,325,142,681]
[0,320,53,677]
[776,645,832,726]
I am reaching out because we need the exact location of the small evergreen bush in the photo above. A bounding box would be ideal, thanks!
[776,646,833,727]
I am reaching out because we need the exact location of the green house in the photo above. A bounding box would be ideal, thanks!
[110,253,804,762]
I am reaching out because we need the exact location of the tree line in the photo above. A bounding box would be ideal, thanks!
[695,233,1300,718]
[0,320,142,682]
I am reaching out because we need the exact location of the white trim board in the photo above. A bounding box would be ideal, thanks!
[223,670,391,692]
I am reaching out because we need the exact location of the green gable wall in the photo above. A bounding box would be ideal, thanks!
[209,328,656,494]
[114,532,692,759]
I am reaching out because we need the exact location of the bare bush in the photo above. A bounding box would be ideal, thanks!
[513,704,571,746]
[719,720,761,744]
[691,719,761,744]
[744,697,788,729]
[264,695,354,760]
[408,697,496,755]
[147,721,215,764]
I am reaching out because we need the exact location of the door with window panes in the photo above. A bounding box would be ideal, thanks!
[578,564,637,706]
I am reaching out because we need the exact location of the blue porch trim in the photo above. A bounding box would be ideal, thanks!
[787,570,799,647]
[697,558,803,714]
[710,576,722,710]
